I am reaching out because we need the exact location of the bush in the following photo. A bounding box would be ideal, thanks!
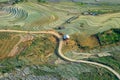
[37,0,46,3]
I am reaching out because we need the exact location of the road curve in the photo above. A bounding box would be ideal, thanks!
[0,29,120,79]
[58,40,120,79]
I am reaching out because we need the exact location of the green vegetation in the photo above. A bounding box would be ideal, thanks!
[75,2,85,6]
[37,0,46,3]
[0,0,8,2]
[95,29,120,46]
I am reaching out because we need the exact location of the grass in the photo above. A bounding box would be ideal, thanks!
[0,54,119,80]
[0,0,8,2]
[78,68,118,80]
[29,63,118,80]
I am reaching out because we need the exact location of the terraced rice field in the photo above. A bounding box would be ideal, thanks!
[0,0,8,2]
[62,13,120,35]
[70,0,120,4]
[0,2,120,35]
[0,33,20,59]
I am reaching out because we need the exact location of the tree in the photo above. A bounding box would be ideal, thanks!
[37,0,46,3]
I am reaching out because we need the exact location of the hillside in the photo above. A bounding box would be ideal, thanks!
[0,0,120,80]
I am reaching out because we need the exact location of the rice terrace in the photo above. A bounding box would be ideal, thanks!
[0,0,120,80]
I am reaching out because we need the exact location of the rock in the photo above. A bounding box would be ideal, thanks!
[23,67,30,75]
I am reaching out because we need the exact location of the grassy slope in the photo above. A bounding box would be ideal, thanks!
[88,50,120,74]
[1,57,118,80]
[19,34,57,65]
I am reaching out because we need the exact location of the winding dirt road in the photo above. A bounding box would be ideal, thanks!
[0,29,120,79]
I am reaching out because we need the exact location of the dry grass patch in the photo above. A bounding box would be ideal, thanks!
[62,39,77,53]
[72,33,99,49]
[79,35,99,48]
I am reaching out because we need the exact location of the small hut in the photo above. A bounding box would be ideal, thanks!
[63,34,70,40]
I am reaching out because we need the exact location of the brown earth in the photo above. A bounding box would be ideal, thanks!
[79,35,99,48]
[71,33,99,49]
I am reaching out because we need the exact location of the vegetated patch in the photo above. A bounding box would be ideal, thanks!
[0,57,25,73]
[19,34,57,65]
[30,63,93,79]
[94,28,120,46]
[0,32,20,59]
[37,0,46,3]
